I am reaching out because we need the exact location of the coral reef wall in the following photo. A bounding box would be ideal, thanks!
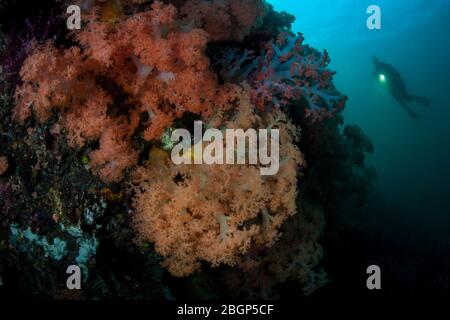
[0,0,374,299]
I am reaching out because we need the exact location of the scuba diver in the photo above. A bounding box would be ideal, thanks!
[372,57,431,119]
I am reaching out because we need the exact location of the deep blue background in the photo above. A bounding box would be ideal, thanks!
[270,0,450,246]
[269,0,450,294]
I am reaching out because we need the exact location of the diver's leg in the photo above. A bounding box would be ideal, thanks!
[407,94,431,106]
[394,95,420,119]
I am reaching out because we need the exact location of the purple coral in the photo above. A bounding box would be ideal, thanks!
[220,33,347,119]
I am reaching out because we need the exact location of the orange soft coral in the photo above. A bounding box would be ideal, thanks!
[89,112,140,182]
[224,202,328,298]
[179,0,266,41]
[14,2,237,182]
[130,87,304,277]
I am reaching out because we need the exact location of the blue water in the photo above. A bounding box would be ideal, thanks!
[269,1,450,242]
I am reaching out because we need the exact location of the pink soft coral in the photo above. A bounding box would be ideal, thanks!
[130,87,304,277]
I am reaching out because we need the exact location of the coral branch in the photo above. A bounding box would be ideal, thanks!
[220,33,347,120]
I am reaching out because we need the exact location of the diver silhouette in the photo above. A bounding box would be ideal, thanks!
[372,57,431,119]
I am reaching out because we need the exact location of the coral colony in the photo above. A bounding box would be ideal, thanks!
[0,0,374,298]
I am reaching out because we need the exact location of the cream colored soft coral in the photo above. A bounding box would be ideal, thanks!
[130,86,305,277]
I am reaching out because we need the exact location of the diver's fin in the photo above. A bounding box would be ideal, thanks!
[408,110,420,120]
[397,97,420,120]
[408,95,431,107]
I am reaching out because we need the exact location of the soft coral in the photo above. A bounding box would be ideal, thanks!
[220,33,347,120]
[178,0,266,41]
[130,87,304,277]
[13,1,238,182]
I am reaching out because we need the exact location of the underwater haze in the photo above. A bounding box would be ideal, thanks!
[270,0,450,291]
